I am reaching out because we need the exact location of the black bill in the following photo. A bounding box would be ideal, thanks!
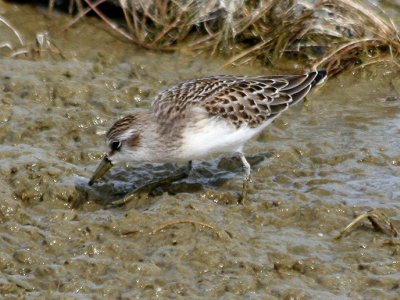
[88,155,113,186]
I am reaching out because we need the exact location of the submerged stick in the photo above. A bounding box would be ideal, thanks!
[105,163,192,208]
[152,220,216,234]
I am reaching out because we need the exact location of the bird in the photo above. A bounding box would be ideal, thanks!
[88,70,327,203]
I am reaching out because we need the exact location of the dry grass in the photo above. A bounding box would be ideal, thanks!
[335,209,399,240]
[0,15,25,50]
[43,0,400,75]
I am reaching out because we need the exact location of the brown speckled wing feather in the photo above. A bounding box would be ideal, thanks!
[151,76,233,123]
[151,71,326,128]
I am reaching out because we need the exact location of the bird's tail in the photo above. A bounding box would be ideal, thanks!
[311,70,328,87]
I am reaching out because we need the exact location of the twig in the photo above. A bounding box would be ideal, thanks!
[224,40,267,66]
[0,42,13,50]
[312,38,381,69]
[81,0,135,42]
[119,0,135,36]
[0,16,24,46]
[149,0,194,48]
[152,220,216,234]
[62,0,108,31]
[354,58,400,70]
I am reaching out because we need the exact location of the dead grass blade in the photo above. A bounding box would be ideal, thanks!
[0,15,24,46]
[82,0,135,42]
[62,0,108,31]
[336,209,399,240]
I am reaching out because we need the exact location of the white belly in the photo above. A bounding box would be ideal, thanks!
[178,116,273,160]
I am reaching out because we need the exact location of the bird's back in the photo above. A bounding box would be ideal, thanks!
[151,70,327,129]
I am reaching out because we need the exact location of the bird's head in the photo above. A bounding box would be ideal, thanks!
[88,114,144,186]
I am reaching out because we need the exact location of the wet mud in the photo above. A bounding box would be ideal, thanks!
[0,2,399,299]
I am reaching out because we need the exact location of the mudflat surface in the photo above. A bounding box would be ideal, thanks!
[0,2,399,299]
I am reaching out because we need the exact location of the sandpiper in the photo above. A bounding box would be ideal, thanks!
[89,70,327,202]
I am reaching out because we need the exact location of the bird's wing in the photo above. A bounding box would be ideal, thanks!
[151,75,236,122]
[151,71,326,128]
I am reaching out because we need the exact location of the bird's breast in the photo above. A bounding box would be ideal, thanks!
[177,116,270,160]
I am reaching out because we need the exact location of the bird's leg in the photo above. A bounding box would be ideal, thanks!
[186,160,193,174]
[238,152,251,204]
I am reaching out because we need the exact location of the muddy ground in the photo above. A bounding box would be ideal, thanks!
[0,1,399,299]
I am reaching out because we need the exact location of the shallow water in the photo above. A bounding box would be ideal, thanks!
[0,2,400,299]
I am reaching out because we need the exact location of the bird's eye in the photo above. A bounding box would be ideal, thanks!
[110,140,122,151]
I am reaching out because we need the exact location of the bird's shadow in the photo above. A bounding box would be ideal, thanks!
[74,153,269,209]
